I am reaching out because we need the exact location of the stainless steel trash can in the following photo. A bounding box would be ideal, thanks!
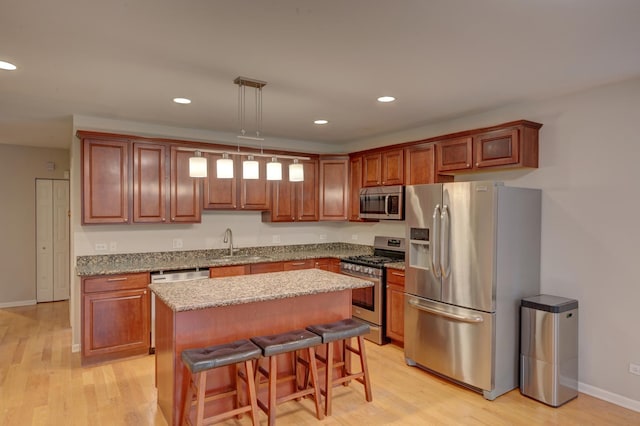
[520,295,578,407]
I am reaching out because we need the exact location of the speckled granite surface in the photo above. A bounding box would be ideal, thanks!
[149,269,372,312]
[76,242,374,276]
[385,261,405,270]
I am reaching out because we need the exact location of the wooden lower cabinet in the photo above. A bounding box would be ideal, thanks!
[250,261,285,274]
[385,268,405,344]
[314,257,341,273]
[209,265,249,277]
[283,259,315,270]
[81,272,150,364]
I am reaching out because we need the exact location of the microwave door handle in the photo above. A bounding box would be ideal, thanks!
[431,204,441,278]
[441,205,450,278]
[384,195,390,216]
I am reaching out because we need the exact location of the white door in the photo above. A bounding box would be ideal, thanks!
[36,179,70,302]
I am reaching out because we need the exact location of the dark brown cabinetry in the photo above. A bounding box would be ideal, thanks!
[385,268,405,343]
[435,121,541,175]
[405,143,436,185]
[169,147,201,223]
[202,152,237,209]
[319,157,349,221]
[250,262,285,274]
[348,156,363,221]
[314,257,341,273]
[209,265,249,277]
[362,149,404,187]
[82,138,130,224]
[81,272,150,364]
[133,142,167,223]
[263,159,318,222]
[283,259,315,270]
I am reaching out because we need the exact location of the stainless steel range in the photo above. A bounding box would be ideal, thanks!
[340,236,406,345]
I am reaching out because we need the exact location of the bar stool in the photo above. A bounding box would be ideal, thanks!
[251,329,324,425]
[180,339,262,426]
[306,318,372,416]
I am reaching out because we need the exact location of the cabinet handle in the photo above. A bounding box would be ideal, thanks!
[475,163,479,167]
[290,262,306,266]
[171,217,175,221]
[106,277,128,282]
[162,218,166,222]
[391,272,405,277]
[143,290,147,294]
[466,163,470,167]
[123,218,128,222]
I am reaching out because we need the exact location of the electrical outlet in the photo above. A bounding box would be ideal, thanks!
[630,363,640,376]
[351,234,359,241]
[272,235,281,243]
[172,238,183,249]
[109,241,117,252]
[319,234,327,241]
[95,242,107,251]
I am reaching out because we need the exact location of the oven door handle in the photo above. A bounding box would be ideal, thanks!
[408,299,484,323]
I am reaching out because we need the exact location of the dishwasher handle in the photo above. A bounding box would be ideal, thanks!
[408,299,483,323]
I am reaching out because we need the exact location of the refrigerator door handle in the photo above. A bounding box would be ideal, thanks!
[408,299,484,323]
[432,204,441,278]
[441,205,451,278]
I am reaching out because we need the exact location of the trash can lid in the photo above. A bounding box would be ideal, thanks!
[521,294,578,313]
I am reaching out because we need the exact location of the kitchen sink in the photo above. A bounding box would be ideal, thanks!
[214,255,272,263]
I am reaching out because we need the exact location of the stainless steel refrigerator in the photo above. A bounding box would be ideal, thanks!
[404,181,541,400]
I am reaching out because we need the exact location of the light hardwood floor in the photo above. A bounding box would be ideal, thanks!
[1,301,638,425]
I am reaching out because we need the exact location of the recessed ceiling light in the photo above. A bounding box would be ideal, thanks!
[0,60,17,71]
[173,97,191,104]
[314,119,329,125]
[377,96,396,103]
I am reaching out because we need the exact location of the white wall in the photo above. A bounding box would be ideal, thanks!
[354,77,640,409]
[0,144,70,307]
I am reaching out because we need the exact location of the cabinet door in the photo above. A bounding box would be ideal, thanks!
[319,157,348,221]
[82,138,129,224]
[82,288,150,360]
[349,156,363,221]
[203,153,237,209]
[405,144,435,185]
[240,155,270,210]
[209,265,249,277]
[436,136,473,172]
[382,149,404,185]
[296,159,319,221]
[250,262,284,274]
[315,258,341,272]
[474,128,519,168]
[268,160,295,222]
[362,153,382,187]
[133,142,166,223]
[170,147,201,223]
[386,285,405,342]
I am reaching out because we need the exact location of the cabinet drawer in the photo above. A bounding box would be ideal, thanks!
[250,262,285,274]
[386,269,405,287]
[83,272,150,293]
[283,259,315,270]
[210,265,249,278]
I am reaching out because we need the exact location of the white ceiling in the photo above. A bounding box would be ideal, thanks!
[2,0,640,150]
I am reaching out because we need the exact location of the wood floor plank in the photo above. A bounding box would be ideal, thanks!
[0,301,638,425]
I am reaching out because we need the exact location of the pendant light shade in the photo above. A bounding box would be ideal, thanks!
[242,155,259,179]
[289,159,304,182]
[189,151,207,178]
[266,157,282,181]
[216,153,234,178]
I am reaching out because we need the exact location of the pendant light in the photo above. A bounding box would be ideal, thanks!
[289,159,304,182]
[267,157,282,180]
[243,155,259,179]
[188,151,207,178]
[235,77,270,180]
[216,152,234,178]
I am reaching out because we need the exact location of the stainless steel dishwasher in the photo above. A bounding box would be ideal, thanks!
[150,268,209,351]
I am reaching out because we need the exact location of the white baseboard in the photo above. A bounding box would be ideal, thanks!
[71,344,81,353]
[0,299,37,308]
[579,381,640,413]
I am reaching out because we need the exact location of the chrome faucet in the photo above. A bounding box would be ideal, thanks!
[223,228,234,256]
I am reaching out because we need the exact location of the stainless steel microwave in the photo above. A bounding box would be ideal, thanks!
[359,185,404,220]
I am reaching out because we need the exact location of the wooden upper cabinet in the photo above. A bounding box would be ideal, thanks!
[263,159,318,222]
[319,157,348,221]
[133,142,166,223]
[349,156,363,221]
[436,136,473,172]
[474,127,523,168]
[240,155,270,210]
[405,144,435,185]
[362,148,404,187]
[82,138,130,224]
[203,152,237,209]
[169,146,201,223]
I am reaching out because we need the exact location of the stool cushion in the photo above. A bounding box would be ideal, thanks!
[306,318,370,343]
[251,329,322,356]
[181,339,262,373]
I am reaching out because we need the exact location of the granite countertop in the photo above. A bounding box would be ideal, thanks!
[76,242,374,276]
[149,269,373,312]
[385,261,405,270]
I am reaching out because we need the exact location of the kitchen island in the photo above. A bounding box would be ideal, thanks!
[149,268,371,426]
